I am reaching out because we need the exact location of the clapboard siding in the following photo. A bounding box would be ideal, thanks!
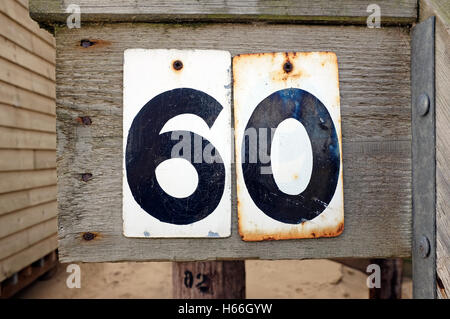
[0,35,55,81]
[0,217,57,260]
[55,23,411,262]
[29,0,417,24]
[0,0,56,283]
[0,81,55,115]
[0,185,56,216]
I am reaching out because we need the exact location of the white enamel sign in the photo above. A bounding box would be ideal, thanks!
[233,52,344,241]
[123,49,232,238]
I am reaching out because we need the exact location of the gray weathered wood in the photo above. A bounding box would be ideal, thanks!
[30,0,417,25]
[420,0,450,300]
[55,23,412,262]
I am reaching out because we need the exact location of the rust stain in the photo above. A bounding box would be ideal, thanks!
[241,220,344,242]
[172,59,183,72]
[81,232,101,241]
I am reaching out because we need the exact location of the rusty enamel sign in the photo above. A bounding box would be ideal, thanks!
[123,49,232,238]
[233,52,344,241]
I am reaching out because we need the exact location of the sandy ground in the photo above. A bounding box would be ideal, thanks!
[15,260,412,299]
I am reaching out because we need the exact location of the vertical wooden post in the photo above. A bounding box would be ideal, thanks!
[173,261,245,299]
[369,258,403,299]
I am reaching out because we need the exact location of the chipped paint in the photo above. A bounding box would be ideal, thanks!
[233,52,344,241]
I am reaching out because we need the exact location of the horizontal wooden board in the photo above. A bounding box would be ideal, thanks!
[0,0,55,46]
[0,234,57,282]
[0,103,55,133]
[0,217,57,260]
[34,150,56,169]
[30,0,417,24]
[0,126,56,149]
[0,184,56,216]
[0,149,34,171]
[0,81,55,115]
[0,201,57,239]
[0,13,55,64]
[56,23,411,262]
[0,150,56,171]
[0,169,56,194]
[0,57,55,99]
[0,35,55,81]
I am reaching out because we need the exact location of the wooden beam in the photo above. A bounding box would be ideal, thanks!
[29,0,417,25]
[173,261,245,298]
[420,0,450,300]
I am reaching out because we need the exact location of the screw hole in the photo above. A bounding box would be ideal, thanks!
[82,232,96,241]
[173,60,183,70]
[283,61,293,73]
[80,39,95,48]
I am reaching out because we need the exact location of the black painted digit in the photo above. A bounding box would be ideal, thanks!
[242,88,340,224]
[126,88,225,225]
[184,270,193,288]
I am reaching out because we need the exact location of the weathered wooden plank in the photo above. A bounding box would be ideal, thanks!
[420,0,450,300]
[0,217,57,260]
[0,234,57,282]
[0,126,56,150]
[0,184,56,216]
[0,201,57,238]
[0,35,55,81]
[0,81,55,115]
[0,58,55,99]
[0,103,55,133]
[29,0,417,24]
[0,169,56,194]
[56,23,411,262]
[0,13,55,64]
[0,0,55,46]
[0,150,34,171]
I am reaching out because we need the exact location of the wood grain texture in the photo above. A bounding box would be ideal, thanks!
[0,185,56,216]
[0,217,57,260]
[55,23,412,262]
[0,234,57,282]
[29,0,417,24]
[420,0,450,300]
[173,261,245,298]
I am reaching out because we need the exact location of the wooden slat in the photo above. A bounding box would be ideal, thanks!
[0,126,56,149]
[0,35,55,81]
[0,150,34,171]
[0,234,57,282]
[0,81,55,115]
[0,103,55,133]
[420,0,450,300]
[0,0,55,46]
[16,0,29,10]
[29,0,417,24]
[0,185,56,216]
[0,217,57,260]
[34,150,56,169]
[0,150,55,171]
[0,169,56,194]
[0,13,55,64]
[0,201,57,238]
[0,58,55,99]
[55,23,411,262]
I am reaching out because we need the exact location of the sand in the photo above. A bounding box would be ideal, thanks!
[15,260,412,299]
